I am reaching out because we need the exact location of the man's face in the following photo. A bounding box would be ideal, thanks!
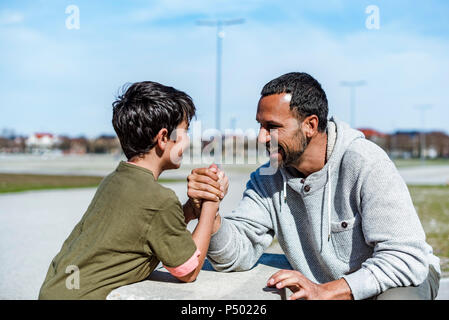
[256,93,308,168]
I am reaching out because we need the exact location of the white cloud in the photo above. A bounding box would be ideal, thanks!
[0,10,24,25]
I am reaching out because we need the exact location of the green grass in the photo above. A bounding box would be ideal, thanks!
[0,173,185,194]
[408,185,449,276]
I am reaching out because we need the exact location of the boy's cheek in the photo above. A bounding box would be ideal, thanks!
[168,143,186,165]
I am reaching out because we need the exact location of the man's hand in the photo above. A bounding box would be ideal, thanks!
[267,270,353,300]
[187,164,229,217]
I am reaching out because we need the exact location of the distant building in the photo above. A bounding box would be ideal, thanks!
[57,136,88,155]
[358,128,388,150]
[25,133,60,153]
[384,130,449,159]
[88,135,121,154]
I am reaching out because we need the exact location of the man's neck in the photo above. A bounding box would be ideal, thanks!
[292,132,328,177]
[127,152,163,180]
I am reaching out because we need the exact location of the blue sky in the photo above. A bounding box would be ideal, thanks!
[0,0,448,137]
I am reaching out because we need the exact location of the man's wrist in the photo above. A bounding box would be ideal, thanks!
[322,278,353,300]
[212,213,221,235]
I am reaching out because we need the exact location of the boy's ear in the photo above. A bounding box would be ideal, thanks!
[156,128,169,151]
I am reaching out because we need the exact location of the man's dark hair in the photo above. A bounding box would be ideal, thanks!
[261,72,328,132]
[112,81,196,160]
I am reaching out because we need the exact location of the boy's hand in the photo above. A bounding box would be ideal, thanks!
[187,165,229,217]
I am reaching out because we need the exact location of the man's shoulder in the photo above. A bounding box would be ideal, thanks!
[342,137,391,168]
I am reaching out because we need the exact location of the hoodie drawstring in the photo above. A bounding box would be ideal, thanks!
[283,179,287,203]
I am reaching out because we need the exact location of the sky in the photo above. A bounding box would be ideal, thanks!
[0,0,448,138]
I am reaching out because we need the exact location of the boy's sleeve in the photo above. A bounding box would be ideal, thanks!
[147,197,199,277]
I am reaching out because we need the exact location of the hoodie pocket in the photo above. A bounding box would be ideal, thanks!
[330,215,366,263]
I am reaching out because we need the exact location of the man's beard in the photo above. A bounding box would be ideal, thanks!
[267,129,309,168]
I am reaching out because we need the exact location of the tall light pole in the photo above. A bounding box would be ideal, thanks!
[415,104,432,164]
[340,80,366,128]
[197,18,245,131]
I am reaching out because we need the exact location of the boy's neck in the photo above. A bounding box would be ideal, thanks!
[127,153,163,180]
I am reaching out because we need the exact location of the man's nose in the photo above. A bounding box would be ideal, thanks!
[258,127,271,144]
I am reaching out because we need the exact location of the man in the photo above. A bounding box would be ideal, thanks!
[186,72,440,300]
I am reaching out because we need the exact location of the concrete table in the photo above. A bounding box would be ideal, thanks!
[107,253,293,300]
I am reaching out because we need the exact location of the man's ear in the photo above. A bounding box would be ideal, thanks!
[303,115,319,138]
[155,128,169,151]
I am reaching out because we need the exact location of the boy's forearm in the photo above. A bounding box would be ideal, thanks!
[183,201,218,281]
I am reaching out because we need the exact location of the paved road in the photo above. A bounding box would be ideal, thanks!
[1,172,448,300]
[1,155,448,299]
[0,172,248,300]
[1,154,449,185]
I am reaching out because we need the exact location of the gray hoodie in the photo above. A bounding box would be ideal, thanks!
[207,117,440,300]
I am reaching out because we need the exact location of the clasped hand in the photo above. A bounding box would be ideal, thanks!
[186,164,229,219]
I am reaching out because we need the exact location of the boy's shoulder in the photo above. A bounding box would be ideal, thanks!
[100,161,180,209]
[149,183,180,208]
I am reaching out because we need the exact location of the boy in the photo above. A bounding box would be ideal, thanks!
[39,81,222,299]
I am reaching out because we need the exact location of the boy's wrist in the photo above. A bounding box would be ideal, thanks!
[201,200,220,213]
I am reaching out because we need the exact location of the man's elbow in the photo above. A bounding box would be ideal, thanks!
[412,260,429,286]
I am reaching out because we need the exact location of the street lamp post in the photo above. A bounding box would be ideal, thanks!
[340,80,366,128]
[415,104,432,164]
[197,18,245,132]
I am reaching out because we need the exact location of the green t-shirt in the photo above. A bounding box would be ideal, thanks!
[38,161,197,300]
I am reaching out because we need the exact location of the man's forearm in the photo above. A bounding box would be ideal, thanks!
[322,278,353,300]
[212,213,221,235]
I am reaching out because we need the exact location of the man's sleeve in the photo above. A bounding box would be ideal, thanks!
[342,159,430,300]
[207,169,275,272]
[147,198,199,277]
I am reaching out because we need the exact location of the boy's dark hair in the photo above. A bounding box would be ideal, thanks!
[261,72,328,132]
[112,81,196,160]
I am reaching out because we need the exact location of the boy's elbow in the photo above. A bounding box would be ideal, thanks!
[179,276,197,283]
[175,271,197,283]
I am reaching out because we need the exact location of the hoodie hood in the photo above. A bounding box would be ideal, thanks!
[279,116,365,192]
[279,116,365,241]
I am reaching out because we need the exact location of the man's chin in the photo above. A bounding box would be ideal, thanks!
[269,152,284,166]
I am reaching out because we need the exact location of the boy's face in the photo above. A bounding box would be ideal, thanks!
[164,120,190,170]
